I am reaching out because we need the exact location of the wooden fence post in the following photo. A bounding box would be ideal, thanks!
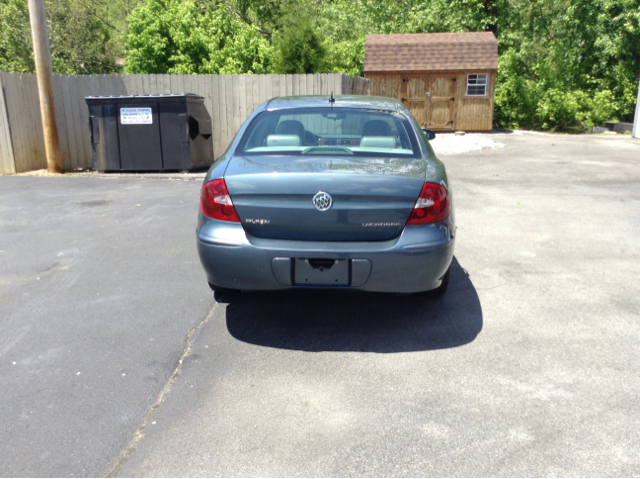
[0,72,17,174]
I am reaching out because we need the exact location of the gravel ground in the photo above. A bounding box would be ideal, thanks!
[429,129,637,157]
[430,132,506,156]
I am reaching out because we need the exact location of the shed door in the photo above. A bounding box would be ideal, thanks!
[427,76,456,130]
[404,77,429,127]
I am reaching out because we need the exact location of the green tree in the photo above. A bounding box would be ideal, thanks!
[312,0,639,130]
[124,0,272,74]
[0,0,118,74]
[3,0,638,131]
[93,0,143,59]
[48,0,118,74]
[220,0,284,37]
[313,0,500,77]
[494,0,640,130]
[0,0,33,72]
[271,13,326,74]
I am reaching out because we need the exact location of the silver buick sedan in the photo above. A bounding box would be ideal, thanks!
[197,96,455,298]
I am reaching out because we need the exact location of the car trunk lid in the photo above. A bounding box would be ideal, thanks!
[224,155,426,241]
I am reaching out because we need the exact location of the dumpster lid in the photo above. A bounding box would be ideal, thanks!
[85,93,204,103]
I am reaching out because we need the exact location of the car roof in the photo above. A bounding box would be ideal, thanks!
[265,95,401,112]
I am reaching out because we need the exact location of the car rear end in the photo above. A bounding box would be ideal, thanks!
[196,97,455,294]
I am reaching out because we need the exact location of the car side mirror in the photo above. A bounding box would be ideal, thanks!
[422,128,436,140]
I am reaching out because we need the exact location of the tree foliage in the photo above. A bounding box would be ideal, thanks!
[0,0,33,73]
[48,0,119,74]
[124,0,272,73]
[0,0,120,74]
[271,13,326,74]
[1,0,638,131]
[494,0,640,130]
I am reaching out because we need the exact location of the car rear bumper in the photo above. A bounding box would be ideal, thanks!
[196,215,455,293]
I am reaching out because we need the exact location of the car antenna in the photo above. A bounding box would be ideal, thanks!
[329,92,335,104]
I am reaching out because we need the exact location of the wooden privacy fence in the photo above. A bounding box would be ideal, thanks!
[0,72,369,174]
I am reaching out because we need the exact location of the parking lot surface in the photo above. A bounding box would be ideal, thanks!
[1,133,639,476]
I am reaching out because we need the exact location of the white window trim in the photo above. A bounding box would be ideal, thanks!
[466,74,488,97]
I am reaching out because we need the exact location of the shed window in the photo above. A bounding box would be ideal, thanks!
[466,74,487,96]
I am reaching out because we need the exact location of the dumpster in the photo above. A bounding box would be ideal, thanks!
[85,94,213,171]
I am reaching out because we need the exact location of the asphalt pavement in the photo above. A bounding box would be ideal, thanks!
[1,133,639,476]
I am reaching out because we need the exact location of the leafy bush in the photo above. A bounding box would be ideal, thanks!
[494,0,640,130]
[125,0,272,74]
[0,0,117,74]
[271,14,326,74]
[0,0,33,73]
[324,39,365,77]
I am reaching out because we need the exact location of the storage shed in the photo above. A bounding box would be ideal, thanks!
[365,32,498,132]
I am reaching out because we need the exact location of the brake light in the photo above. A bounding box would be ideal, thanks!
[200,179,240,222]
[406,182,450,225]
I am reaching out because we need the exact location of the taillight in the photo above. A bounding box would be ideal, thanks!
[406,182,450,225]
[200,179,240,222]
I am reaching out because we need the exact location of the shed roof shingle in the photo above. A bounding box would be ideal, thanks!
[364,32,498,72]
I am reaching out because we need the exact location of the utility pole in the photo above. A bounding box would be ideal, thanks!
[633,78,640,139]
[28,0,64,173]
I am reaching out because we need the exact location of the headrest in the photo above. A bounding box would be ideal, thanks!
[267,135,301,147]
[359,136,397,149]
[276,120,305,137]
[362,120,392,137]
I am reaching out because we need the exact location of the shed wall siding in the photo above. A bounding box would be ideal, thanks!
[368,74,403,101]
[455,72,496,131]
[366,71,496,132]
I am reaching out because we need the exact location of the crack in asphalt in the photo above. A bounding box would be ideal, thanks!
[105,302,219,478]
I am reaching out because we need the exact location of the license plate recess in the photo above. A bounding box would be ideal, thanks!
[294,258,349,286]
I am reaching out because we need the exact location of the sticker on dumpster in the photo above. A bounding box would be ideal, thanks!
[120,107,152,124]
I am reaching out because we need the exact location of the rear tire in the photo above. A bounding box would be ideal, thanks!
[428,267,450,298]
[208,282,240,302]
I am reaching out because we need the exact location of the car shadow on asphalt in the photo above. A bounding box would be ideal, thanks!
[225,257,482,352]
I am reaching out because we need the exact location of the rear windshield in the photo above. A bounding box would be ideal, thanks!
[236,108,421,158]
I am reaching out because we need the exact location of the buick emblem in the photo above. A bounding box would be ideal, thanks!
[312,191,332,211]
